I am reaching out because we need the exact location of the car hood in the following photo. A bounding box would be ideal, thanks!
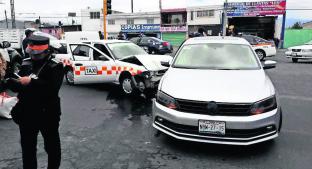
[160,68,275,103]
[134,54,172,71]
[289,44,312,50]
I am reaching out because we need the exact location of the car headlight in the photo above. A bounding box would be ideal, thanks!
[302,49,312,52]
[156,91,177,110]
[250,95,277,115]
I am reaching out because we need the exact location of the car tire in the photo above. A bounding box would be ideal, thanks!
[65,69,75,85]
[120,75,137,96]
[292,58,298,63]
[256,50,266,61]
[148,49,156,55]
[278,108,283,133]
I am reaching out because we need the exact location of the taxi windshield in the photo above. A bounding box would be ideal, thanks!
[173,43,261,70]
[107,42,147,59]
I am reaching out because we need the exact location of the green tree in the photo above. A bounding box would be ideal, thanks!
[291,22,303,29]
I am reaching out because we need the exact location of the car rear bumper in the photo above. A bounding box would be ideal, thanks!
[152,101,281,146]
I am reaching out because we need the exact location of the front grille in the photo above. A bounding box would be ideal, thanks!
[155,118,276,139]
[176,99,252,116]
[292,49,301,52]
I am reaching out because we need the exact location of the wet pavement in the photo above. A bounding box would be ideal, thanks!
[0,50,312,169]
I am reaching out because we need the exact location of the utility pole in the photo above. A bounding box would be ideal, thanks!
[103,0,107,39]
[222,0,228,36]
[10,0,16,29]
[131,0,133,13]
[4,10,8,29]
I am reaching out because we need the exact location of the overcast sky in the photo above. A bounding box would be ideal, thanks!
[0,0,311,23]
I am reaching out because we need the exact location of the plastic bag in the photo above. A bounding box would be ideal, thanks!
[0,92,18,119]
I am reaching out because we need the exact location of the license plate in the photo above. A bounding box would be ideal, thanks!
[85,66,98,75]
[292,53,297,56]
[199,120,226,135]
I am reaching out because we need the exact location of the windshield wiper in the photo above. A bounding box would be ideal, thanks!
[214,68,242,70]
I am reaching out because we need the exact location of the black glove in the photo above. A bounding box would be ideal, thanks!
[0,79,7,93]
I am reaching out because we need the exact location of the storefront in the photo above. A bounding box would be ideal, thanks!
[226,0,286,40]
[160,26,188,46]
[121,24,161,39]
[160,8,188,46]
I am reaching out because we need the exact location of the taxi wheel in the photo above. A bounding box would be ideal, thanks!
[65,69,75,85]
[256,50,266,61]
[292,58,298,63]
[120,76,136,95]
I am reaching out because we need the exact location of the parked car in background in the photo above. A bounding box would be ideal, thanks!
[241,35,276,61]
[285,40,312,63]
[130,37,173,55]
[153,37,282,145]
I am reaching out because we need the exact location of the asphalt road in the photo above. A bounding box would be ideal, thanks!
[0,50,312,169]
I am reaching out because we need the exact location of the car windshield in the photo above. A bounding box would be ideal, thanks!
[107,42,147,59]
[173,43,260,70]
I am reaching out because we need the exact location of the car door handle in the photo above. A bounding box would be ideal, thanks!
[75,63,83,66]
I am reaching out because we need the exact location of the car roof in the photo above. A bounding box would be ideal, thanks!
[184,36,250,45]
[84,40,130,44]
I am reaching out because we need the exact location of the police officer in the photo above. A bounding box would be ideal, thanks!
[22,29,34,58]
[5,35,64,169]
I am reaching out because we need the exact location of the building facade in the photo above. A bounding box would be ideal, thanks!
[107,12,161,39]
[160,8,188,46]
[187,5,223,36]
[303,21,312,29]
[81,8,161,39]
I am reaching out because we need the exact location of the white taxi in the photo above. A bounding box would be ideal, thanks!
[242,35,277,61]
[55,40,172,95]
[285,40,312,63]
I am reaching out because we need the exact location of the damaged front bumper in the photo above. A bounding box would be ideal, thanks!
[133,70,167,92]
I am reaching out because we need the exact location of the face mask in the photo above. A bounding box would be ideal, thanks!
[30,52,47,61]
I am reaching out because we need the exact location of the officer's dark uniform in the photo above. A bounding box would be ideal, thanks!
[6,35,64,169]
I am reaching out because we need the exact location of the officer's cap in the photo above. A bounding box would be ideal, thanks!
[26,35,50,55]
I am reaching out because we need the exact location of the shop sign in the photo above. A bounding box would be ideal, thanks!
[121,24,160,32]
[160,26,188,32]
[226,0,286,17]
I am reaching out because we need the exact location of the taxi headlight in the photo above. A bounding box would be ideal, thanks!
[156,91,177,110]
[250,95,277,115]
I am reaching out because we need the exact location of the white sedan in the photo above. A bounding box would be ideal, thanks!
[153,36,282,145]
[285,41,312,63]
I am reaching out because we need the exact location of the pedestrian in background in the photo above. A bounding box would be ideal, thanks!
[117,31,126,40]
[22,29,34,58]
[0,53,7,92]
[5,35,64,169]
[99,31,104,40]
[0,53,6,81]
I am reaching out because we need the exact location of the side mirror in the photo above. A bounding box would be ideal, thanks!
[161,61,170,67]
[2,41,11,48]
[263,60,277,69]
